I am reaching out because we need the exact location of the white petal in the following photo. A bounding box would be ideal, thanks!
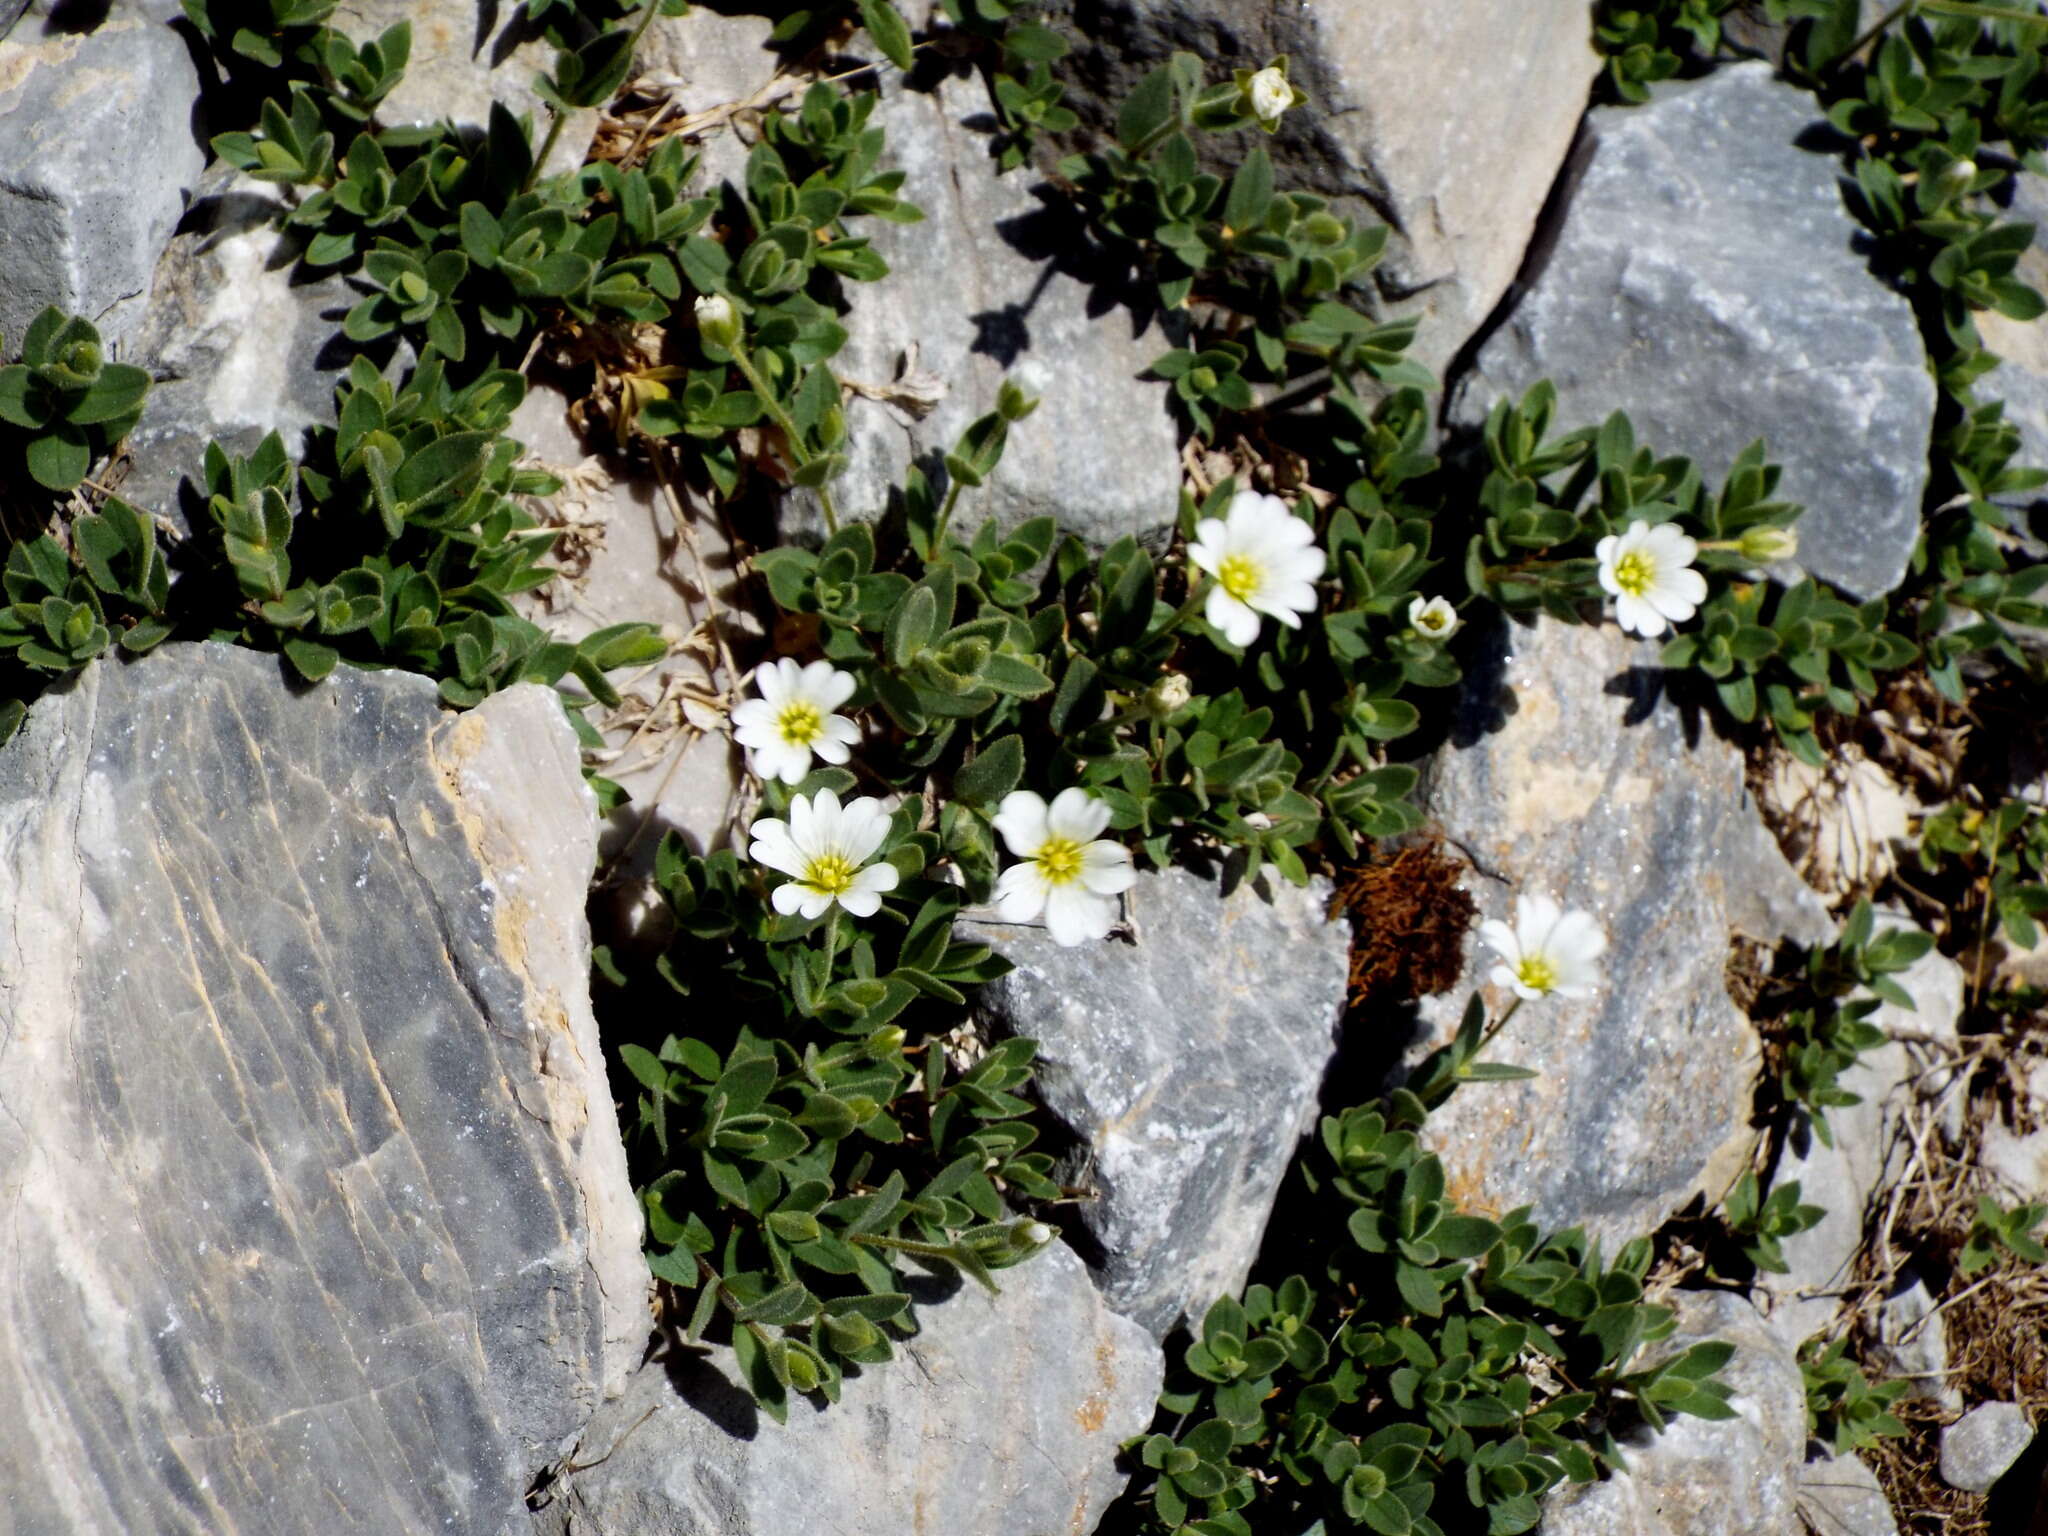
[1548,908,1607,959]
[812,735,853,766]
[992,790,1050,857]
[836,796,893,863]
[753,740,811,785]
[1487,961,1519,991]
[994,863,1050,922]
[1044,884,1116,946]
[1078,841,1137,895]
[1187,521,1228,574]
[749,821,804,877]
[821,715,863,747]
[787,790,819,852]
[1046,786,1111,842]
[729,698,777,735]
[754,657,799,706]
[1476,918,1520,965]
[1642,522,1699,564]
[1594,532,1619,567]
[1514,893,1565,954]
[805,659,855,709]
[856,861,900,893]
[770,880,807,915]
[795,888,834,921]
[1613,592,1667,637]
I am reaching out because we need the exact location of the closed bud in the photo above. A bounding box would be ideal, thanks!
[1144,671,1192,717]
[693,291,741,350]
[1013,1219,1054,1251]
[1738,525,1799,564]
[866,1024,907,1057]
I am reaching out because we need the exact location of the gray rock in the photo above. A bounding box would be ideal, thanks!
[328,0,596,172]
[822,74,1182,548]
[502,383,750,922]
[1871,1270,1961,1415]
[121,174,356,525]
[0,19,205,354]
[1758,941,1964,1350]
[965,866,1349,1337]
[1411,616,1826,1251]
[537,1240,1161,1536]
[1797,1451,1899,1536]
[1980,172,2048,526]
[0,645,647,1535]
[1542,1292,1808,1536]
[1452,63,1935,599]
[1043,0,1602,374]
[1940,1400,2034,1493]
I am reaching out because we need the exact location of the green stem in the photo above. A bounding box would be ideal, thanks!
[727,343,841,533]
[1471,996,1524,1061]
[929,477,967,557]
[527,111,569,194]
[1825,0,1915,71]
[819,907,842,980]
[1920,0,2048,26]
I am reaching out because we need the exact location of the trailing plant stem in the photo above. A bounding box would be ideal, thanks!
[727,342,841,533]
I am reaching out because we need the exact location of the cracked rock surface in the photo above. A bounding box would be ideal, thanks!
[0,644,645,1535]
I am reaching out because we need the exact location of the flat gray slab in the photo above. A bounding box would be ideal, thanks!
[536,1241,1162,1536]
[0,19,204,351]
[1413,616,1831,1251]
[966,867,1350,1337]
[824,74,1183,547]
[1452,63,1934,598]
[0,646,645,1535]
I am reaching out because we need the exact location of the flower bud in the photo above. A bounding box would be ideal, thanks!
[1144,671,1192,718]
[1245,65,1294,127]
[1014,1220,1054,1249]
[1407,594,1460,641]
[1940,157,1978,197]
[867,1024,907,1056]
[693,292,741,350]
[1738,525,1799,564]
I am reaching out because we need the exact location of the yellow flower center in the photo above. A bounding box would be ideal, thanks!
[1217,554,1262,602]
[1418,609,1449,634]
[1514,955,1557,995]
[802,853,857,895]
[1611,550,1655,598]
[777,700,823,747]
[1036,837,1084,887]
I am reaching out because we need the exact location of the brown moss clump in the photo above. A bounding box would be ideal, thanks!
[1327,838,1477,1009]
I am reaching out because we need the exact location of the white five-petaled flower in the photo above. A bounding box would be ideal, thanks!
[992,788,1137,947]
[748,788,901,920]
[1247,65,1295,127]
[1477,893,1607,1001]
[730,658,861,785]
[1595,519,1708,638]
[1186,490,1326,649]
[1408,595,1460,641]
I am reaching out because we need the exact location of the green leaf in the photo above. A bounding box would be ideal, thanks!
[952,734,1024,809]
[24,425,90,490]
[857,0,915,70]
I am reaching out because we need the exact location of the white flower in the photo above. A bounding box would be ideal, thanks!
[1408,595,1460,641]
[1186,490,1326,648]
[730,658,861,785]
[1247,66,1294,127]
[748,788,901,920]
[991,787,1137,947]
[1477,893,1607,1001]
[1595,519,1708,638]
